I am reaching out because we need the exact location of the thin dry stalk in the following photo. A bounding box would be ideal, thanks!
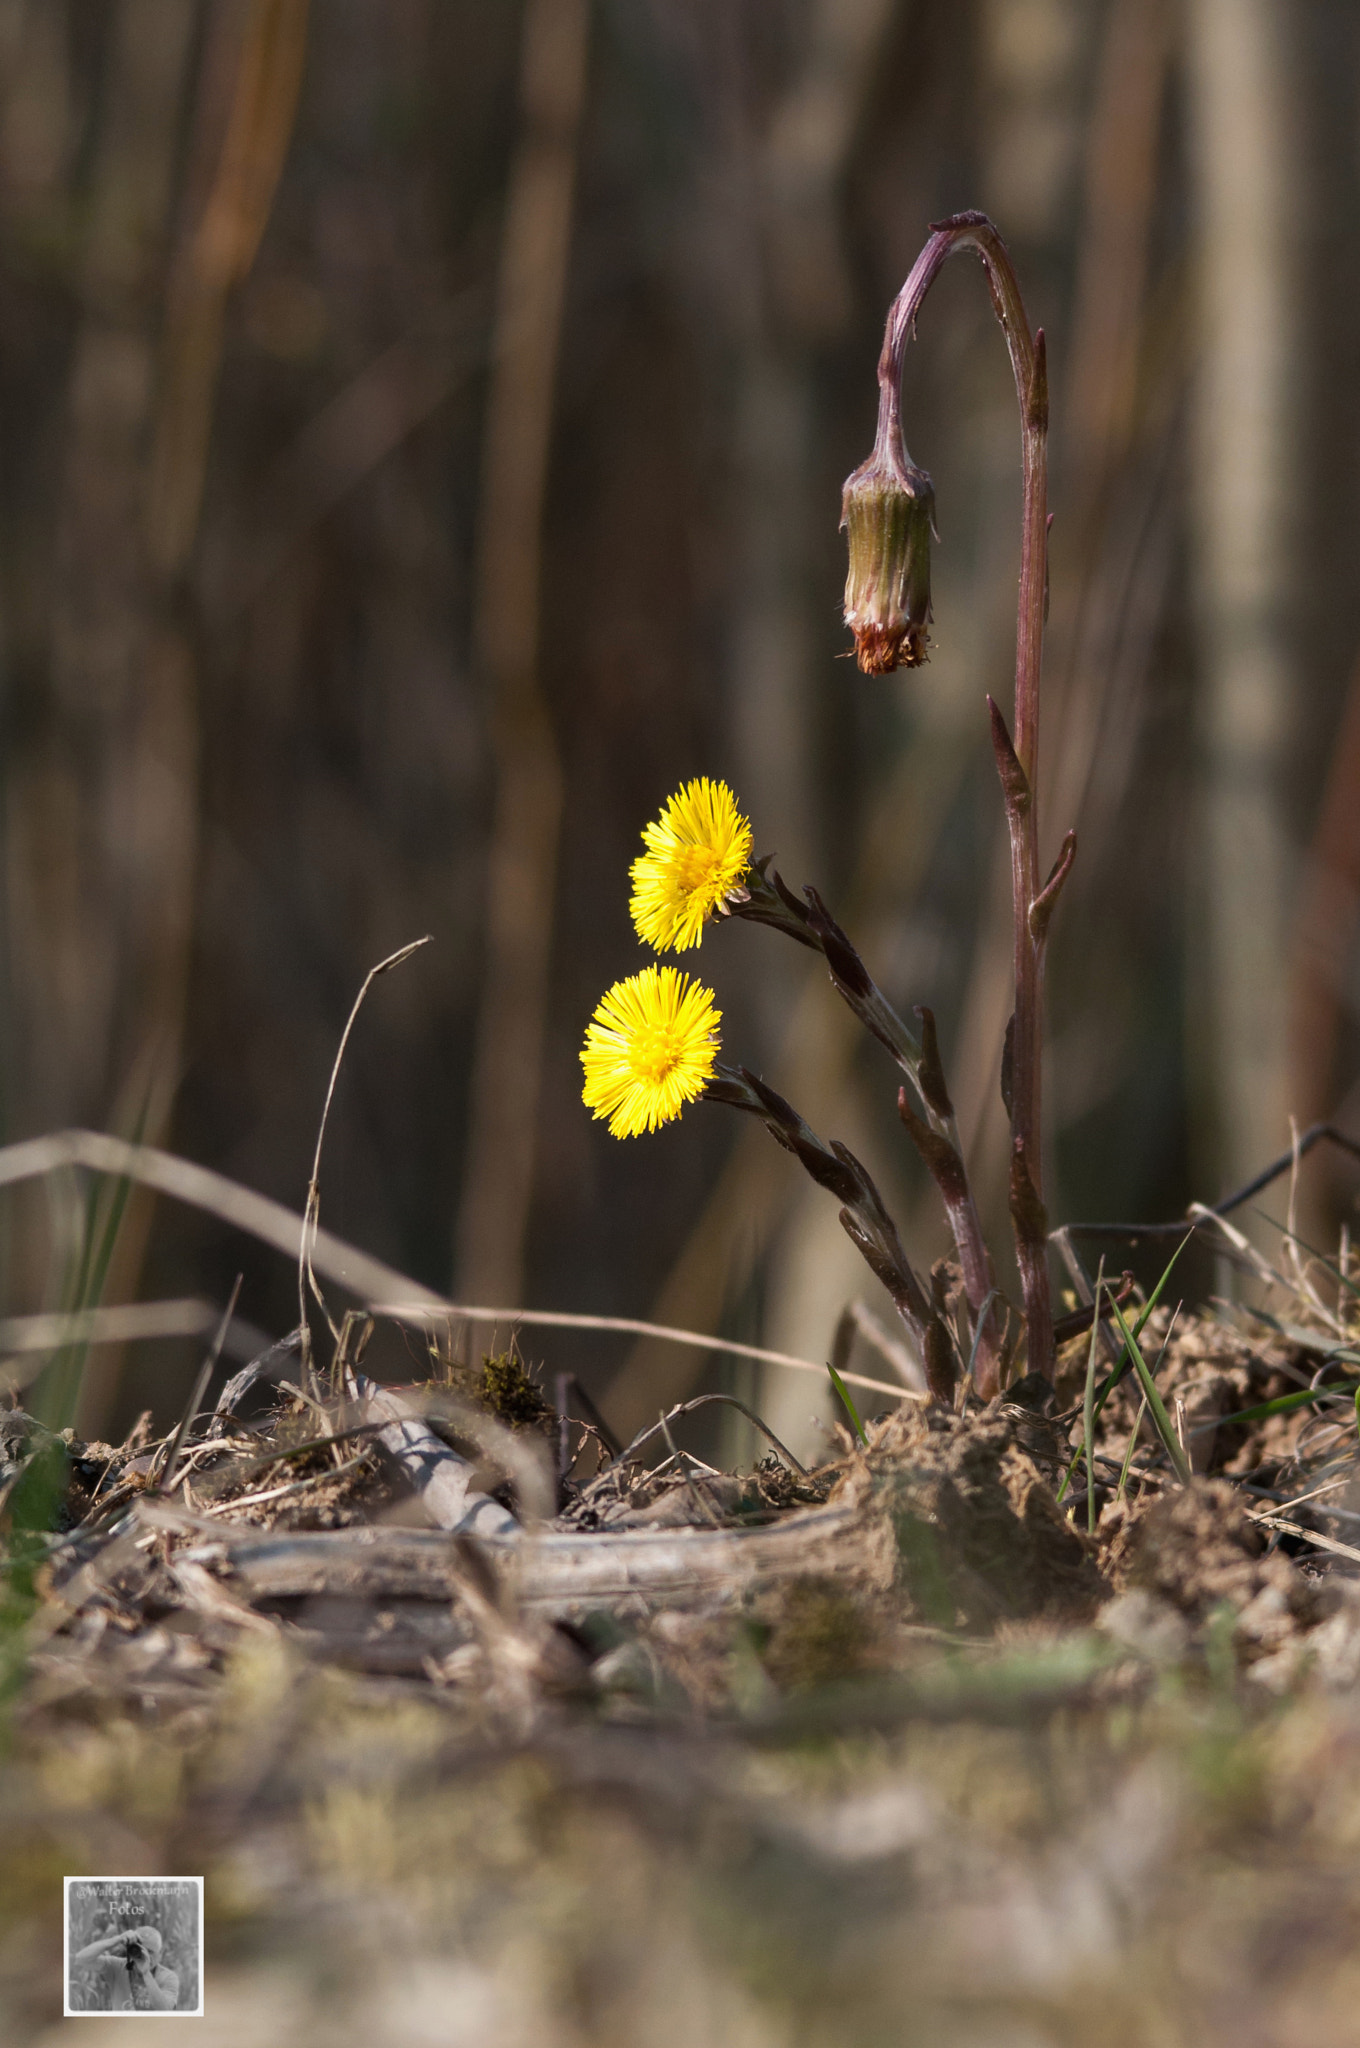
[297,937,432,1382]
[0,1128,920,1441]
[0,1301,228,1391]
[378,1301,920,1405]
[0,1129,448,1312]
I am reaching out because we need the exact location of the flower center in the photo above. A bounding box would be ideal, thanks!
[670,845,719,896]
[630,1023,682,1085]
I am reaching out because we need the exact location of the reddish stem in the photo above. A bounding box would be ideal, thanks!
[877,212,1066,1381]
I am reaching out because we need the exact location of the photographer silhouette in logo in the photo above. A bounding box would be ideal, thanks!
[72,1924,181,2011]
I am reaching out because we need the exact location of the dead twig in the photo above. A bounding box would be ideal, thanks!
[298,938,432,1385]
[201,1453,371,1519]
[612,1393,811,1479]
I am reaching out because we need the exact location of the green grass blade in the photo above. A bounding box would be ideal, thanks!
[1055,1232,1194,1504]
[1116,1391,1149,1499]
[1082,1263,1104,1534]
[30,1152,141,1431]
[1109,1295,1192,1483]
[1197,1383,1356,1435]
[827,1363,868,1446]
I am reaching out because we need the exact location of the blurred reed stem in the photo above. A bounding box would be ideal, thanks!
[455,0,590,1313]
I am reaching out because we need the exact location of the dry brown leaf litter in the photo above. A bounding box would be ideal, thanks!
[6,1308,1360,2042]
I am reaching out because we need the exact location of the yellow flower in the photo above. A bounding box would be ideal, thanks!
[629,778,753,951]
[581,965,721,1138]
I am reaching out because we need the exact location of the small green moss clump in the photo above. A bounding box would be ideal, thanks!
[478,1351,554,1436]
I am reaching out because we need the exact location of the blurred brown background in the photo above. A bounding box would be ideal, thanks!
[1,0,1358,1449]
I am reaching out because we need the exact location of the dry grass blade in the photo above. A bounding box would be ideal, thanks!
[613,1393,811,1478]
[160,1275,244,1494]
[658,1412,722,1526]
[298,938,432,1376]
[0,1301,234,1397]
[1245,1513,1360,1566]
[1188,1201,1344,1331]
[840,1298,928,1391]
[0,1130,449,1308]
[377,1300,924,1404]
[200,1454,370,1519]
[0,1130,923,1427]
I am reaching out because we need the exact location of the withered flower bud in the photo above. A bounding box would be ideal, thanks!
[840,449,936,674]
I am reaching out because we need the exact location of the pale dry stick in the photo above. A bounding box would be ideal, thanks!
[0,1129,920,1413]
[841,1298,928,1393]
[0,1131,449,1312]
[354,1375,519,1537]
[387,1385,556,1528]
[205,1498,881,1613]
[1269,1474,1351,1514]
[298,938,432,1385]
[1245,1514,1360,1568]
[377,1301,920,1407]
[0,1299,228,1380]
[201,1454,370,1519]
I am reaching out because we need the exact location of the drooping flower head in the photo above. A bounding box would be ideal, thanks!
[629,778,753,952]
[581,964,721,1138]
[841,445,935,674]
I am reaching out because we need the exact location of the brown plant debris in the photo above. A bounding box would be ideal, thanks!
[2,1303,1358,1732]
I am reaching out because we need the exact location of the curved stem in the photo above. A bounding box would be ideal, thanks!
[878,211,1057,1381]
